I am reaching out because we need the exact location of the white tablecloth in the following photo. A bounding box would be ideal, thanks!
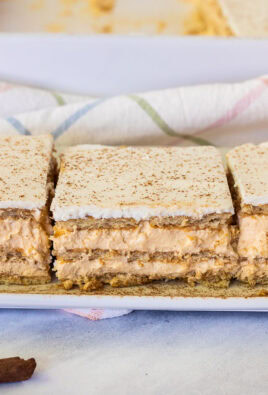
[1,309,268,395]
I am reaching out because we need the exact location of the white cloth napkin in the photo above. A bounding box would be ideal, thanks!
[0,76,267,319]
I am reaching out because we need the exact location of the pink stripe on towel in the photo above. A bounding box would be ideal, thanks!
[200,78,268,133]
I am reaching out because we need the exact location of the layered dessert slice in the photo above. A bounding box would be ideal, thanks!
[0,134,55,284]
[184,0,268,38]
[184,0,234,36]
[52,145,237,290]
[227,143,268,285]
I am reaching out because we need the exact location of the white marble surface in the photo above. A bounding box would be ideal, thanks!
[1,309,268,394]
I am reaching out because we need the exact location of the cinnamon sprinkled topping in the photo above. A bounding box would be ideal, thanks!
[227,142,268,207]
[52,145,233,221]
[0,135,53,209]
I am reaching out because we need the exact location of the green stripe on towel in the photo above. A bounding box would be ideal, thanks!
[129,95,214,146]
[51,92,65,106]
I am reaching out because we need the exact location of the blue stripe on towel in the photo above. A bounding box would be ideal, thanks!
[6,117,31,135]
[53,98,105,139]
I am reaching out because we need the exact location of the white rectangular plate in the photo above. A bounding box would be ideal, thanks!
[1,292,268,311]
[1,279,268,311]
[0,34,268,310]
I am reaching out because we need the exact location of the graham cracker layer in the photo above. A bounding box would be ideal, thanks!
[56,249,237,263]
[0,275,50,286]
[0,208,45,220]
[239,206,268,216]
[60,272,233,292]
[3,278,268,298]
[54,212,232,231]
[0,251,51,265]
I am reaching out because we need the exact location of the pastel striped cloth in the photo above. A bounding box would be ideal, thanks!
[0,76,267,320]
[0,75,267,147]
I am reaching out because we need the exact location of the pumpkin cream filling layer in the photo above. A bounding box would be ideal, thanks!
[226,143,268,284]
[238,215,268,259]
[0,256,51,278]
[54,254,238,284]
[235,215,268,285]
[0,215,52,284]
[52,222,237,286]
[0,216,51,261]
[236,259,268,285]
[53,222,236,257]
[0,134,55,284]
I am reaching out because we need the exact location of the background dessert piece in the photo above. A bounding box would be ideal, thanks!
[184,0,268,38]
[52,145,237,290]
[0,134,55,285]
[184,0,233,36]
[227,143,268,285]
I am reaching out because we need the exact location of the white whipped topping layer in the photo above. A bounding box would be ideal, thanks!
[52,205,234,222]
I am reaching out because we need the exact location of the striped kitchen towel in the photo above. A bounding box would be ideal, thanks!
[0,75,267,147]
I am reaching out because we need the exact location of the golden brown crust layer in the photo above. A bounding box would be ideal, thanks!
[59,268,234,291]
[0,274,50,285]
[0,209,38,220]
[3,279,268,298]
[55,212,232,231]
[0,252,51,265]
[239,205,268,216]
[56,249,237,263]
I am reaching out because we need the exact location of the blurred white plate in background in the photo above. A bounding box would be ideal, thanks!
[0,34,267,96]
